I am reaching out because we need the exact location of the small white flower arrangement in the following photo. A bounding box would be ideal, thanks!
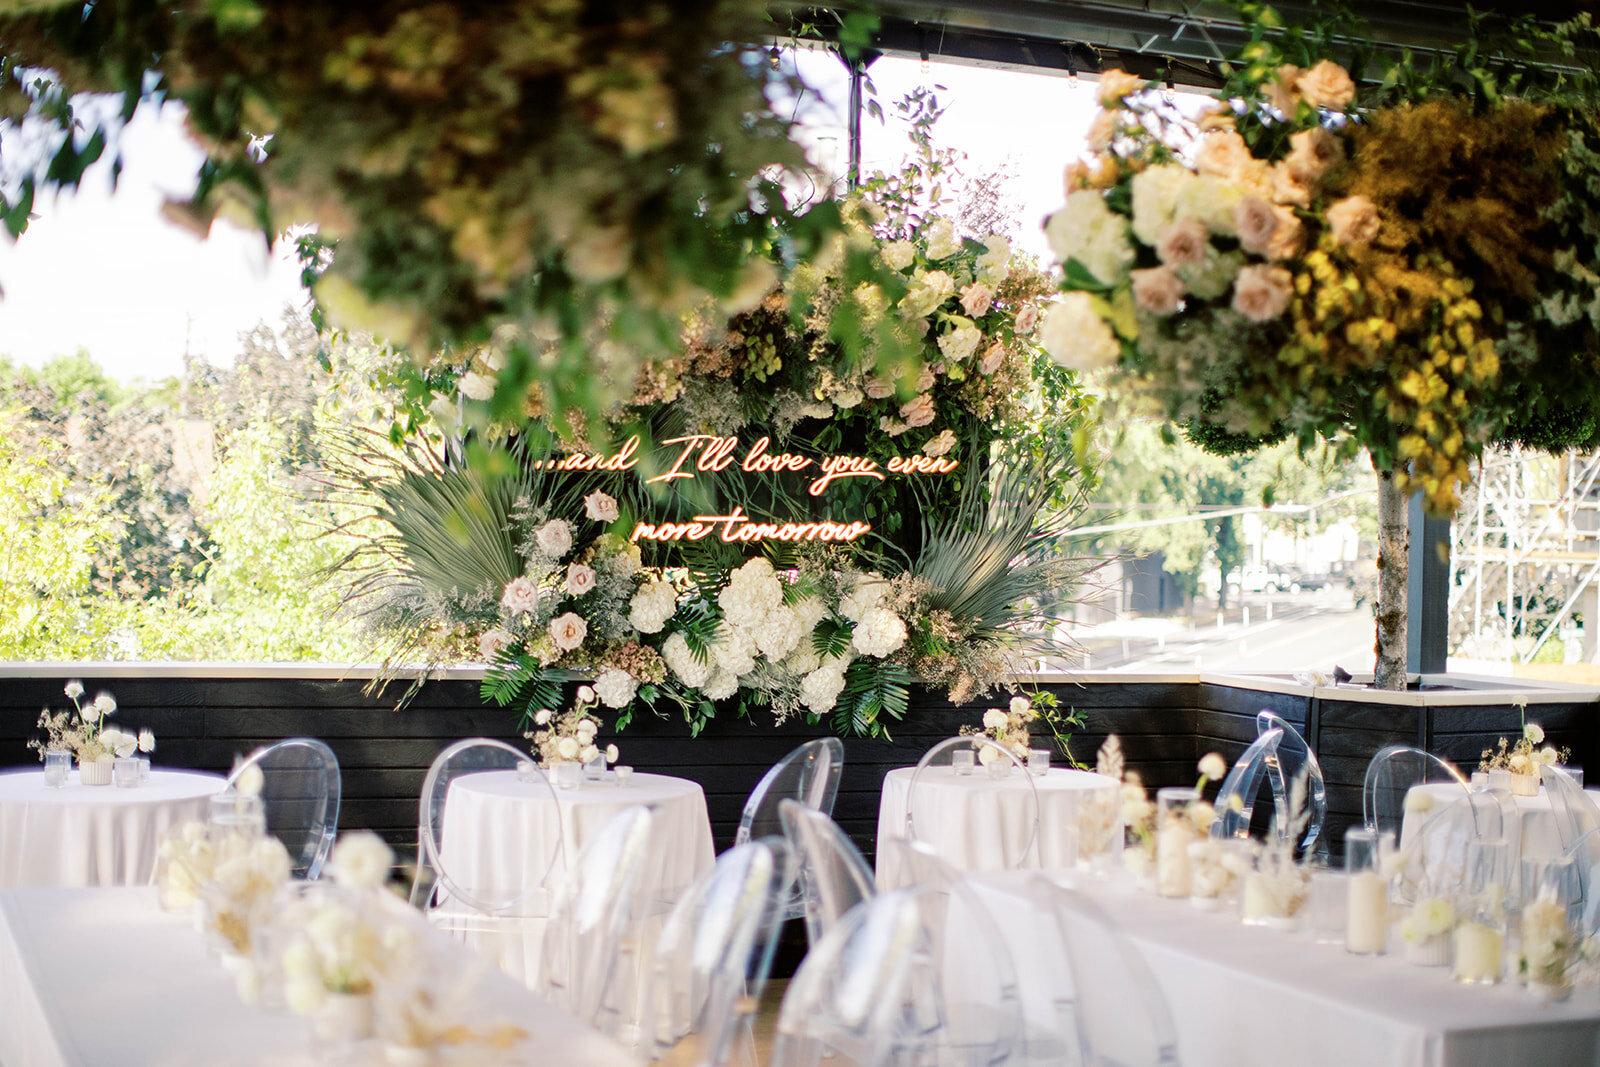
[155,820,215,911]
[1519,893,1583,999]
[1399,896,1457,965]
[959,694,1040,765]
[201,833,294,956]
[525,686,620,767]
[27,682,155,766]
[1479,713,1567,782]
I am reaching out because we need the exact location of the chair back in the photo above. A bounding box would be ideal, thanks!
[1209,728,1283,841]
[1256,710,1328,855]
[778,799,876,947]
[644,838,795,1066]
[1030,877,1182,1067]
[225,737,340,879]
[412,738,562,917]
[1544,765,1600,927]
[538,805,655,1038]
[770,889,928,1067]
[735,738,844,844]
[1362,745,1471,845]
[904,736,1040,870]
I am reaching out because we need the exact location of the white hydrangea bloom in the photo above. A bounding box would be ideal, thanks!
[881,239,916,271]
[593,668,637,709]
[839,574,888,622]
[629,580,678,633]
[1129,164,1197,246]
[799,659,850,714]
[1041,294,1121,372]
[852,606,908,658]
[937,323,983,363]
[1045,191,1135,285]
[662,632,713,689]
[752,603,807,661]
[899,269,956,318]
[782,642,822,677]
[703,671,740,701]
[923,218,962,260]
[1177,174,1244,236]
[974,235,1012,286]
[711,626,758,677]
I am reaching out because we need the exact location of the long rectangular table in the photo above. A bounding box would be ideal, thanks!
[968,869,1600,1067]
[0,887,634,1066]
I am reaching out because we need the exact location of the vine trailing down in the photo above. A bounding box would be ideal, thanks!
[1039,2,1600,688]
[330,205,1101,740]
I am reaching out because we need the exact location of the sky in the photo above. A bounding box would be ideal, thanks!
[0,53,1102,383]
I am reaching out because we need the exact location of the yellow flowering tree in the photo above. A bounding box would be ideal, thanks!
[1044,3,1600,688]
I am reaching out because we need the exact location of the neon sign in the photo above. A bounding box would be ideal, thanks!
[539,433,959,545]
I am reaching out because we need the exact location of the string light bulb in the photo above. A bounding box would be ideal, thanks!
[769,43,781,72]
[920,49,930,75]
[1164,76,1176,102]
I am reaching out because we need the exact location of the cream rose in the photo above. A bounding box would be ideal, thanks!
[478,627,514,662]
[1296,60,1356,109]
[1014,304,1039,335]
[959,282,994,318]
[1041,294,1121,372]
[583,490,619,523]
[1231,264,1294,323]
[1131,267,1184,316]
[938,323,983,363]
[923,429,957,457]
[923,218,962,261]
[535,519,573,558]
[865,376,896,400]
[881,239,916,272]
[1285,127,1345,184]
[458,371,495,402]
[1326,195,1381,246]
[549,612,588,652]
[565,562,597,596]
[501,576,540,616]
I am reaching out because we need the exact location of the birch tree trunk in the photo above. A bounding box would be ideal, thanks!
[1375,466,1409,690]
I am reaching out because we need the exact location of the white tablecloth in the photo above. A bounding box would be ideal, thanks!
[876,766,1120,881]
[1403,784,1600,861]
[437,770,715,986]
[0,886,632,1067]
[0,768,223,889]
[968,869,1600,1067]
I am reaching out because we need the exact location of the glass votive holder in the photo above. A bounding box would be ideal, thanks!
[516,760,537,782]
[1155,787,1200,898]
[613,765,634,787]
[1308,869,1349,945]
[113,756,141,788]
[551,760,582,790]
[952,749,976,776]
[1028,749,1051,776]
[42,750,69,788]
[583,756,607,782]
[137,757,151,782]
[1345,827,1388,955]
[1523,854,1582,927]
[208,792,266,841]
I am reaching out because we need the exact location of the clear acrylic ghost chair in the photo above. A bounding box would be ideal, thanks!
[1543,765,1600,928]
[642,837,795,1067]
[875,836,1025,1065]
[1256,710,1328,856]
[537,804,655,1040]
[902,736,1041,874]
[1392,790,1509,904]
[735,738,844,921]
[1362,745,1472,847]
[778,799,876,948]
[224,737,341,879]
[410,738,563,987]
[1208,728,1283,841]
[1030,876,1182,1067]
[769,888,929,1067]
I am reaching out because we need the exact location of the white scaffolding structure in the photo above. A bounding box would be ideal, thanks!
[1449,447,1600,664]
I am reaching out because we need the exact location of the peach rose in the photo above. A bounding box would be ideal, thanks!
[1233,197,1279,256]
[923,429,957,457]
[1063,159,1091,195]
[1270,162,1311,208]
[501,576,540,616]
[1087,109,1119,153]
[1264,64,1302,116]
[583,490,619,523]
[1286,127,1345,184]
[959,282,994,317]
[900,393,937,428]
[549,612,588,652]
[1326,195,1381,246]
[865,376,896,399]
[1097,69,1145,108]
[1196,131,1252,180]
[979,342,1006,375]
[478,628,513,662]
[1231,264,1294,323]
[1014,304,1039,336]
[1131,267,1185,316]
[1197,104,1236,132]
[1156,218,1209,268]
[1296,60,1356,109]
[1267,206,1304,260]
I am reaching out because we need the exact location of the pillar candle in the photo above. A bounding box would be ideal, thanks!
[1346,870,1388,954]
[1453,921,1503,984]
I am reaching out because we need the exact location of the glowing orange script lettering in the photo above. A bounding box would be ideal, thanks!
[741,437,813,474]
[808,455,884,496]
[536,435,641,472]
[887,454,959,475]
[628,506,871,544]
[648,435,739,484]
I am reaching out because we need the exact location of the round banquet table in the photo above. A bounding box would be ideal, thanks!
[876,765,1121,884]
[0,766,224,889]
[1402,781,1600,861]
[436,769,716,987]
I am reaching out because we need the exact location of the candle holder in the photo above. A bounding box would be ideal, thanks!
[1155,787,1200,898]
[1345,827,1388,954]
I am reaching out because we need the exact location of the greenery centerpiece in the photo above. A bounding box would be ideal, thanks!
[1043,3,1600,688]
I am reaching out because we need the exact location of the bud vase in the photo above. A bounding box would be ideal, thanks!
[77,759,113,786]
